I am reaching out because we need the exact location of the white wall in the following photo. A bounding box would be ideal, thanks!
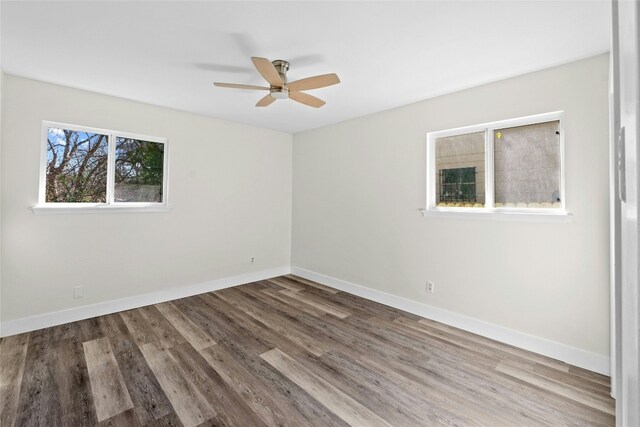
[1,75,292,323]
[292,54,610,357]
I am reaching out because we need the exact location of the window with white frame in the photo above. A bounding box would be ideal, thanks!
[426,112,566,216]
[38,121,168,210]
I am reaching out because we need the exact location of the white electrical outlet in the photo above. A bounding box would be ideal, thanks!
[251,257,255,264]
[426,281,435,293]
[73,286,84,299]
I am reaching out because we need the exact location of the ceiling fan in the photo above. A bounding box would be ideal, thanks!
[214,57,340,108]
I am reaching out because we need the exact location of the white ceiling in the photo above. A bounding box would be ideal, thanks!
[1,1,610,134]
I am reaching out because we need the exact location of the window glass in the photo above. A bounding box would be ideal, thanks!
[114,137,165,203]
[493,121,561,209]
[435,131,485,207]
[45,127,109,202]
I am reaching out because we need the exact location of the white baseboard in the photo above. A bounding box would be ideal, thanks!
[291,266,610,376]
[0,266,291,338]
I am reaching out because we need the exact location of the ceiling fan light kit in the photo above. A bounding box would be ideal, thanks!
[270,86,289,100]
[213,57,340,108]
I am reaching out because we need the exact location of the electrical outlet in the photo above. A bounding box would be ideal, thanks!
[425,281,435,293]
[251,257,255,264]
[73,286,84,299]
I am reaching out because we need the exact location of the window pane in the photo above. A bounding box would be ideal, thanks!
[493,121,560,209]
[435,131,485,207]
[46,127,109,203]
[114,137,164,203]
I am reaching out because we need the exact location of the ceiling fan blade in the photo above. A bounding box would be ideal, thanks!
[286,73,340,92]
[289,91,326,108]
[214,82,269,90]
[251,57,283,87]
[256,94,276,107]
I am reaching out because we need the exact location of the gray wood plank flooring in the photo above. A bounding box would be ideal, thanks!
[0,275,615,426]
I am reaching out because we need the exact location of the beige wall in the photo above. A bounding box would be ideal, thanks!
[1,75,292,322]
[292,54,610,356]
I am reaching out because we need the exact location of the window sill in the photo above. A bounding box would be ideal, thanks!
[31,204,171,215]
[420,208,573,223]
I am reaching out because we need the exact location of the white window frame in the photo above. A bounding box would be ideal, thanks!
[423,111,572,222]
[32,121,170,214]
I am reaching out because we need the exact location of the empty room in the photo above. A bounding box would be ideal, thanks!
[1,1,639,426]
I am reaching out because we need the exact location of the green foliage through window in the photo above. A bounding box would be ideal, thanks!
[115,138,164,203]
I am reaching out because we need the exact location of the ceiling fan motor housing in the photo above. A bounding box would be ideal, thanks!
[270,60,290,98]
[271,60,290,82]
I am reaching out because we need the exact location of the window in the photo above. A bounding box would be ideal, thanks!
[439,167,478,205]
[44,127,109,203]
[114,137,165,203]
[435,130,485,207]
[426,112,568,220]
[36,121,169,213]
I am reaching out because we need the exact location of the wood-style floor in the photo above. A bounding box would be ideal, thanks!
[0,275,614,426]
